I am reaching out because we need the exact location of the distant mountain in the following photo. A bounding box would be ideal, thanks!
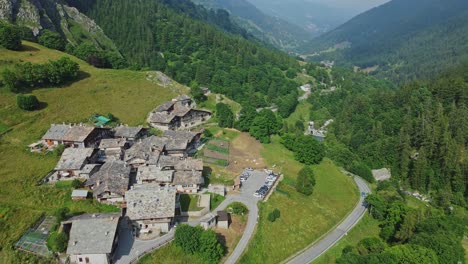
[300,0,468,83]
[0,0,119,52]
[247,0,356,37]
[192,0,313,50]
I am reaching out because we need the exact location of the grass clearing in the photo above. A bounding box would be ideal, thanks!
[0,42,182,262]
[239,136,359,264]
[179,194,204,212]
[138,243,203,264]
[314,214,380,264]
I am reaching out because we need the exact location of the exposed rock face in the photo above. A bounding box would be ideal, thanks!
[0,0,118,53]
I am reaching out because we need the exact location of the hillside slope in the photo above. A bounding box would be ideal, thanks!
[0,0,119,52]
[300,0,468,83]
[0,41,183,263]
[72,0,300,110]
[192,0,313,50]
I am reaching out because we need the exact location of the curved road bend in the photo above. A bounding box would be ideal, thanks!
[286,176,371,264]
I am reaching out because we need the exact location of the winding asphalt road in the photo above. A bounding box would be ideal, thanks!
[285,175,371,264]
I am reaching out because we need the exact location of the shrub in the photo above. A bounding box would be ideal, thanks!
[16,94,39,111]
[71,179,84,189]
[0,23,22,50]
[228,202,248,215]
[267,209,281,222]
[38,30,66,51]
[296,166,316,196]
[349,162,374,183]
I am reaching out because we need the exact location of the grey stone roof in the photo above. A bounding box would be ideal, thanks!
[114,125,146,139]
[66,213,120,255]
[125,185,176,220]
[155,101,175,112]
[55,148,95,171]
[80,164,101,174]
[157,155,182,169]
[172,170,204,185]
[41,124,71,141]
[88,161,131,196]
[99,138,128,149]
[124,136,166,165]
[164,139,188,151]
[162,130,200,142]
[62,126,95,142]
[175,94,191,101]
[136,165,174,183]
[174,158,204,171]
[200,212,216,223]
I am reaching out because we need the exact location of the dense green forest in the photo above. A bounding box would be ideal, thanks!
[301,0,468,84]
[309,64,467,205]
[71,0,300,111]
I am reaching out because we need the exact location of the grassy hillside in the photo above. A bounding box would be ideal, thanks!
[239,136,359,263]
[0,41,183,263]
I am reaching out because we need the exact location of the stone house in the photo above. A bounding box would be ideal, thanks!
[42,124,111,148]
[136,164,174,185]
[217,211,229,229]
[162,130,202,156]
[124,136,166,168]
[200,213,217,230]
[125,184,177,234]
[98,138,129,162]
[63,213,120,264]
[86,161,131,204]
[147,96,212,131]
[113,125,148,143]
[54,148,99,180]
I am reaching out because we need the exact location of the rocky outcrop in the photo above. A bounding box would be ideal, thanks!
[0,0,118,52]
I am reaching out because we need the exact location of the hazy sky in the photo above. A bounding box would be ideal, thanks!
[307,0,390,12]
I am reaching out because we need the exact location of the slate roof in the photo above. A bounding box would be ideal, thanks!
[174,159,204,171]
[88,161,131,196]
[124,136,166,165]
[155,101,175,112]
[164,139,188,151]
[114,125,146,139]
[66,213,120,255]
[137,165,174,183]
[55,148,95,171]
[157,155,182,169]
[172,170,204,185]
[99,138,128,149]
[175,94,191,101]
[372,168,392,181]
[125,185,176,220]
[217,211,228,222]
[41,124,71,141]
[163,130,200,142]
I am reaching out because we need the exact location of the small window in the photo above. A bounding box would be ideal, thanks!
[79,258,83,262]
[86,257,90,264]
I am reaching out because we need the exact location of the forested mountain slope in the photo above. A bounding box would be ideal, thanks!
[0,0,119,52]
[72,0,300,113]
[310,64,467,205]
[192,0,313,50]
[300,0,468,84]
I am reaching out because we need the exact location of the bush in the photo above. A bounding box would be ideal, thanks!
[190,86,207,103]
[349,162,374,183]
[54,207,70,222]
[174,225,202,254]
[48,231,68,253]
[71,179,84,189]
[296,166,316,196]
[175,225,224,263]
[2,57,80,92]
[38,30,66,51]
[16,94,39,111]
[267,209,281,222]
[228,202,248,215]
[0,23,22,50]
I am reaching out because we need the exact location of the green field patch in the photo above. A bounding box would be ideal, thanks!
[179,194,204,212]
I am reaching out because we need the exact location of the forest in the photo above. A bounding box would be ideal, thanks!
[308,64,467,206]
[72,0,300,112]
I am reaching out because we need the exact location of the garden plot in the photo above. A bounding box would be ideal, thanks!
[201,138,230,166]
[15,216,56,257]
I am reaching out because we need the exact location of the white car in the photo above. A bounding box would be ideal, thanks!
[253,192,262,198]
